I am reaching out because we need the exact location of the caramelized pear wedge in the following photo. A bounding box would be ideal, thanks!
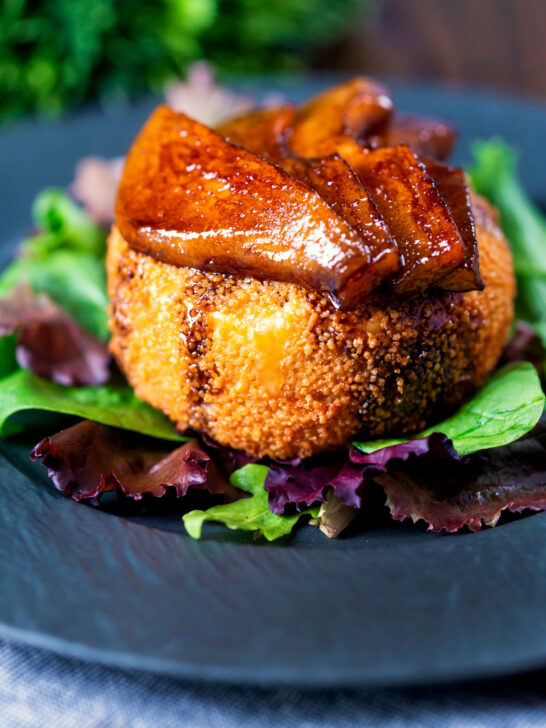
[280,154,400,294]
[425,160,483,291]
[116,106,383,308]
[288,78,394,158]
[375,113,457,161]
[217,106,295,161]
[335,139,466,295]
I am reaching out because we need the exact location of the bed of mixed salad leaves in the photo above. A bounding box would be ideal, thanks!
[1,139,546,541]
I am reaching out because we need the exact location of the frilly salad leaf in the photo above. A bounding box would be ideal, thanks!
[264,460,341,514]
[354,363,544,456]
[270,420,546,535]
[0,284,110,386]
[22,251,109,341]
[330,434,458,509]
[0,189,109,340]
[183,464,318,541]
[24,188,106,259]
[0,369,184,441]
[375,415,546,532]
[31,421,215,503]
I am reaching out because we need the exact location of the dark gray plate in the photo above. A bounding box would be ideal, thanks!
[1,79,546,688]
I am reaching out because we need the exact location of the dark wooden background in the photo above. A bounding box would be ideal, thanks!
[318,0,546,99]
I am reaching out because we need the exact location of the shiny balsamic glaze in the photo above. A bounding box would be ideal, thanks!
[332,139,466,295]
[115,78,483,307]
[279,154,401,298]
[288,77,394,158]
[116,106,381,308]
[424,159,483,291]
[218,106,295,161]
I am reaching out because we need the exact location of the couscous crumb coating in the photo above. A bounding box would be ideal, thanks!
[107,193,515,459]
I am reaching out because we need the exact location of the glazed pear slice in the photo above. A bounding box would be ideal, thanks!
[280,154,400,294]
[335,139,466,295]
[217,106,294,161]
[425,160,483,291]
[116,106,383,308]
[288,78,393,158]
[377,113,457,161]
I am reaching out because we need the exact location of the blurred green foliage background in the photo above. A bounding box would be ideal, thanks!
[0,0,365,122]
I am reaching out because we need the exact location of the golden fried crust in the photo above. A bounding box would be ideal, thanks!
[107,193,515,459]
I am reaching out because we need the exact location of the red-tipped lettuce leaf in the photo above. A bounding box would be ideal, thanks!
[330,433,459,509]
[265,460,341,514]
[263,421,546,535]
[0,284,110,386]
[264,434,458,514]
[30,420,228,503]
[375,417,546,532]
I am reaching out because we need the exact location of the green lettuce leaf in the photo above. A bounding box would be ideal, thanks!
[24,188,106,259]
[23,251,109,341]
[0,252,108,342]
[0,336,17,379]
[0,262,26,380]
[0,189,177,442]
[0,369,184,441]
[0,189,109,340]
[354,363,544,456]
[469,140,546,340]
[0,259,27,297]
[183,464,318,541]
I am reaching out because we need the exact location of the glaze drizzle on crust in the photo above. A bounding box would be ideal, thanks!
[107,195,515,460]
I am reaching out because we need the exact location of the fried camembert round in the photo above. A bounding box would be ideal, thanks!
[108,79,515,459]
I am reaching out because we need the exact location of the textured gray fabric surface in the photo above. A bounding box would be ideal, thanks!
[0,637,545,728]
